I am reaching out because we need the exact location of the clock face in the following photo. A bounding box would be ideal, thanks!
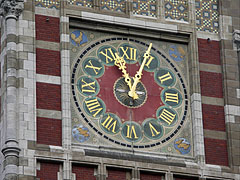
[71,35,189,149]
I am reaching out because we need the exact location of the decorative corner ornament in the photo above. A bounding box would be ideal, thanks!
[0,0,24,18]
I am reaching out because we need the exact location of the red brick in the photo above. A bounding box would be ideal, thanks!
[37,117,62,146]
[198,39,221,65]
[140,171,162,180]
[204,138,229,166]
[36,15,60,42]
[107,168,130,180]
[36,82,61,111]
[202,104,226,131]
[72,164,96,180]
[37,161,60,180]
[200,71,223,98]
[36,48,61,76]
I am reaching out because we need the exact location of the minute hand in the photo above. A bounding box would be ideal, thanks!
[128,43,152,99]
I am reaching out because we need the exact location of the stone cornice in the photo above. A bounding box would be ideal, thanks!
[0,0,23,18]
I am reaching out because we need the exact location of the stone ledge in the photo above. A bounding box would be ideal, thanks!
[202,96,224,106]
[204,129,227,140]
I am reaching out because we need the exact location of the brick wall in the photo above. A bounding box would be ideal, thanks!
[36,48,61,76]
[36,82,61,111]
[200,71,223,98]
[36,15,60,42]
[107,168,130,180]
[37,117,62,146]
[204,138,229,166]
[37,161,61,180]
[72,164,96,180]
[140,171,162,180]
[202,104,226,131]
[35,13,62,147]
[198,38,228,167]
[198,39,221,65]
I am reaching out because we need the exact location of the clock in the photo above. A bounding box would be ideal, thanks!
[71,35,189,149]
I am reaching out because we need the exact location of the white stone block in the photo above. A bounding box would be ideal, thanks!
[24,78,34,88]
[23,166,35,176]
[28,52,35,61]
[61,34,70,42]
[7,42,17,51]
[23,28,34,37]
[19,140,27,149]
[17,69,27,78]
[61,16,69,23]
[24,130,35,140]
[191,93,201,101]
[24,60,34,70]
[7,68,17,77]
[17,43,24,51]
[29,21,35,30]
[19,104,28,113]
[19,20,29,28]
[36,74,61,85]
[27,70,34,79]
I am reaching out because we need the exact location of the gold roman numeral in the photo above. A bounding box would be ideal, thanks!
[120,47,137,61]
[101,114,117,133]
[158,109,176,125]
[149,122,160,137]
[85,60,102,75]
[165,92,178,103]
[85,98,103,117]
[158,72,172,84]
[126,125,138,139]
[99,48,116,64]
[145,55,154,68]
[81,79,96,93]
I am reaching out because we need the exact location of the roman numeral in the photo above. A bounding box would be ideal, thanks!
[120,47,137,61]
[149,122,160,137]
[158,72,172,84]
[145,55,154,68]
[165,92,179,103]
[85,98,103,117]
[85,60,102,75]
[81,79,95,93]
[126,125,138,139]
[101,114,117,133]
[99,48,116,64]
[158,109,176,125]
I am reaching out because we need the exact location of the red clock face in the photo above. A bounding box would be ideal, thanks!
[71,37,188,148]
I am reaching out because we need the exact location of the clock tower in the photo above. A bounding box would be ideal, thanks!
[0,0,239,180]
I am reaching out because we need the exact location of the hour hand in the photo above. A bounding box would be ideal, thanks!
[114,53,132,90]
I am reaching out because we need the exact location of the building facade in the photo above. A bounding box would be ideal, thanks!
[0,0,239,179]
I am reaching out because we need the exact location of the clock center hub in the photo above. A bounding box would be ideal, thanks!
[113,77,147,108]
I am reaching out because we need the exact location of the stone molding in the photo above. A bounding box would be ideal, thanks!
[0,0,23,18]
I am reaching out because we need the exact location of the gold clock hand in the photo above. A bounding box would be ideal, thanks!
[114,53,132,90]
[128,43,152,99]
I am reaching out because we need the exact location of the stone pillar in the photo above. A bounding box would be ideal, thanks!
[0,0,23,179]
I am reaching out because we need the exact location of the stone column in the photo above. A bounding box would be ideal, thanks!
[0,0,23,179]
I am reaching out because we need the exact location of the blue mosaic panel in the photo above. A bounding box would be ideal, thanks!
[195,0,219,34]
[35,0,60,9]
[164,0,188,22]
[133,0,157,18]
[101,0,126,12]
[68,0,93,8]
